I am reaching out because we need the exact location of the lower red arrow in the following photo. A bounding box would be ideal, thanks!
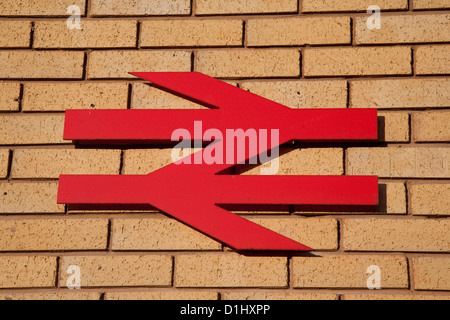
[58,147,379,251]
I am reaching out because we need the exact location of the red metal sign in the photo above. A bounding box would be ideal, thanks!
[58,72,379,252]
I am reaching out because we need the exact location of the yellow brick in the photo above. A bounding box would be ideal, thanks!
[105,291,218,300]
[196,0,297,15]
[0,83,21,111]
[0,115,65,145]
[0,256,57,288]
[347,147,450,178]
[414,0,450,9]
[34,20,137,49]
[342,294,450,300]
[0,0,85,16]
[343,218,450,252]
[0,292,101,300]
[132,83,206,109]
[60,255,172,287]
[238,148,343,176]
[383,183,407,214]
[248,17,350,46]
[0,219,109,251]
[249,217,338,250]
[292,255,408,289]
[123,149,176,175]
[112,217,221,251]
[195,49,300,78]
[11,149,121,179]
[0,182,64,214]
[89,51,191,79]
[141,20,242,47]
[355,14,450,44]
[0,51,84,79]
[350,79,450,109]
[23,82,129,111]
[410,184,450,216]
[294,182,406,215]
[91,0,190,16]
[240,80,347,109]
[378,112,410,142]
[416,45,450,75]
[0,21,30,47]
[176,254,287,288]
[302,0,407,12]
[304,47,411,77]
[222,292,338,300]
[413,257,450,291]
[413,111,450,142]
[0,149,8,179]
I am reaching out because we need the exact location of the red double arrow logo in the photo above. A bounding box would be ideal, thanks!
[58,72,379,252]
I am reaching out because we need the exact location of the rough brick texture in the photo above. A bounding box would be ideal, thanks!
[410,184,450,216]
[131,83,206,109]
[355,14,450,44]
[240,80,348,109]
[350,79,450,109]
[0,115,65,145]
[414,0,450,9]
[0,183,64,214]
[91,0,190,16]
[222,292,338,300]
[379,112,410,142]
[23,82,129,111]
[0,51,84,79]
[0,292,101,300]
[0,83,21,111]
[0,256,57,288]
[88,51,191,78]
[105,291,218,300]
[302,0,407,12]
[0,149,8,179]
[347,147,450,178]
[11,149,121,178]
[0,1,448,300]
[413,257,450,291]
[196,0,297,15]
[0,219,109,251]
[416,45,450,75]
[0,21,31,47]
[247,17,350,46]
[413,111,450,142]
[0,0,86,16]
[176,254,287,288]
[141,20,243,47]
[304,47,411,77]
[34,20,137,49]
[292,255,408,289]
[60,255,173,287]
[112,217,222,251]
[239,148,343,175]
[195,49,300,78]
[342,219,450,252]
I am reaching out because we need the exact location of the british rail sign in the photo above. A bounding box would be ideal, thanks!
[58,72,379,251]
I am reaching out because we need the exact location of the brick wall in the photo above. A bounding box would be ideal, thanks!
[0,0,449,300]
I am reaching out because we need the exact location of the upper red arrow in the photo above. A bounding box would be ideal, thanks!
[58,72,379,252]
